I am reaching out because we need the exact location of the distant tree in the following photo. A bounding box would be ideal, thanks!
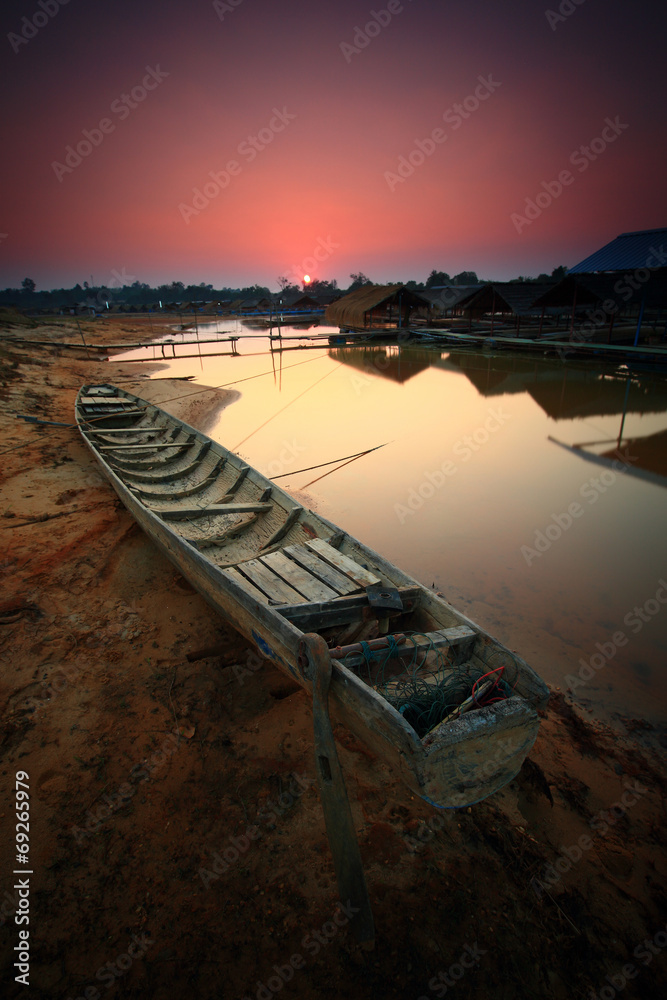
[404,279,425,290]
[425,269,451,288]
[277,276,289,291]
[21,277,36,294]
[551,265,568,281]
[306,278,338,294]
[452,271,478,285]
[348,272,372,291]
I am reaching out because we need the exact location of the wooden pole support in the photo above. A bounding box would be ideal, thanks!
[298,633,375,948]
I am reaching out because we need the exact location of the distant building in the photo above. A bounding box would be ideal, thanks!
[462,281,557,333]
[420,285,483,317]
[239,296,273,312]
[568,227,667,273]
[325,283,429,330]
[274,292,320,311]
[533,269,667,343]
[531,227,667,343]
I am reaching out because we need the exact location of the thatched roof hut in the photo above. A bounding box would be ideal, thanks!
[276,292,320,310]
[421,285,483,315]
[325,284,428,330]
[240,296,272,312]
[463,282,556,317]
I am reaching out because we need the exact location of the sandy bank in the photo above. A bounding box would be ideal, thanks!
[0,318,665,1000]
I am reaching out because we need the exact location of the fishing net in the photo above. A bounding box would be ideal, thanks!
[338,632,515,738]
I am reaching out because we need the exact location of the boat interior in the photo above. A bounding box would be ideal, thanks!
[78,385,526,736]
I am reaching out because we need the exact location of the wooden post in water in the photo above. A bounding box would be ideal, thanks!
[75,316,90,358]
[633,295,645,346]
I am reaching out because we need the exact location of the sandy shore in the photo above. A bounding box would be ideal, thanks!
[0,315,665,999]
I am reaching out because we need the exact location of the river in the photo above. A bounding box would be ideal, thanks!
[117,320,667,731]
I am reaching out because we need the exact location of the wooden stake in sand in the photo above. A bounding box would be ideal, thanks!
[299,632,375,948]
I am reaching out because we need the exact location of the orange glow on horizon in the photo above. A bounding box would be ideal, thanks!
[1,1,664,289]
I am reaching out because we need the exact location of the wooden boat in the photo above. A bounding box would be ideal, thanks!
[75,383,549,809]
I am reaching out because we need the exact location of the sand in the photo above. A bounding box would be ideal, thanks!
[0,315,665,999]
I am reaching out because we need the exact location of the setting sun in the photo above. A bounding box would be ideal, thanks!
[303,275,311,284]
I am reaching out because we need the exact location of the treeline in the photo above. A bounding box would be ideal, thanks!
[423,266,567,288]
[2,266,569,312]
[0,280,273,311]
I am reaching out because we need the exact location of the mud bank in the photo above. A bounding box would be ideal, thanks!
[0,318,665,1000]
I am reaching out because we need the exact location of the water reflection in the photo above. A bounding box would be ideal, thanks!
[117,331,667,729]
[329,344,435,383]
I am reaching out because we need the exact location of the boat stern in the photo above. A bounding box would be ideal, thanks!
[416,697,541,809]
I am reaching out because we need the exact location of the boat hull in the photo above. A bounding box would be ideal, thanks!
[75,384,549,808]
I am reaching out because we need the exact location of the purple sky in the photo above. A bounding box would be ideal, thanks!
[2,0,666,290]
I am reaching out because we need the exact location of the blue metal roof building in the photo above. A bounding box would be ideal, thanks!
[569,228,667,273]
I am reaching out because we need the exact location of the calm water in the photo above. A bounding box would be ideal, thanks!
[118,323,667,729]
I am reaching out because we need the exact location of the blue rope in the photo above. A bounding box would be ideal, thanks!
[359,641,374,668]
[340,630,517,738]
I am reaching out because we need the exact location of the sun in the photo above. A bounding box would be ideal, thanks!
[303,274,311,284]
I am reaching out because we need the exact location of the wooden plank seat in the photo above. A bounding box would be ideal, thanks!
[150,502,273,519]
[86,430,165,444]
[261,551,338,601]
[222,567,270,604]
[81,407,149,422]
[79,396,137,406]
[83,424,161,435]
[80,386,121,397]
[81,404,144,417]
[305,538,381,589]
[283,543,360,595]
[99,441,193,451]
[223,542,391,609]
[128,455,227,499]
[275,586,422,630]
[233,558,304,604]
